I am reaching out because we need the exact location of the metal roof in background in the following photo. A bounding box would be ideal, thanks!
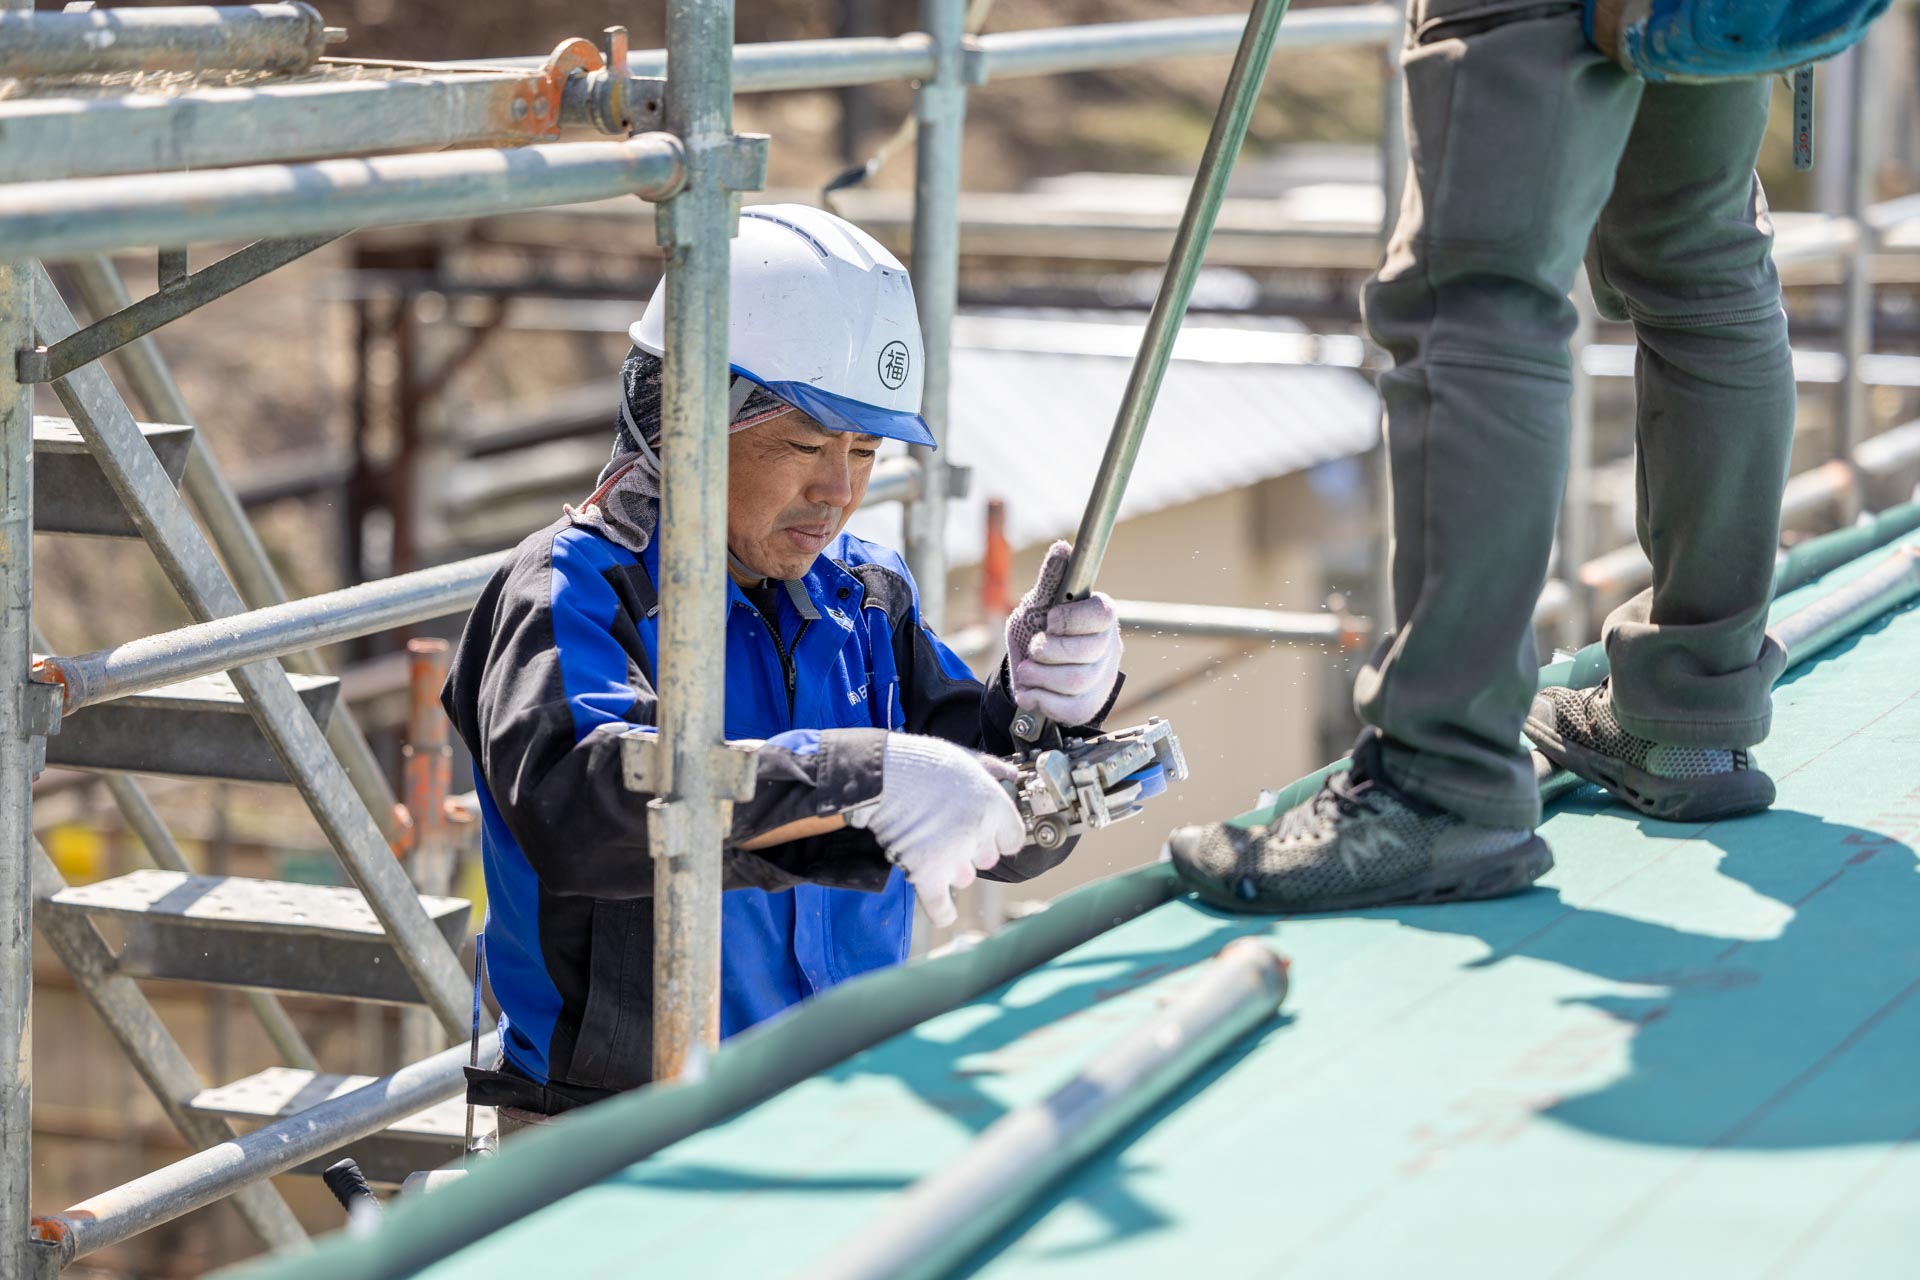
[843,310,1382,566]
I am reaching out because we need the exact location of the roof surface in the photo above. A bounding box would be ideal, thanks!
[248,520,1920,1280]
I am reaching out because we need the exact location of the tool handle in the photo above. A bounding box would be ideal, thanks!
[1011,0,1291,743]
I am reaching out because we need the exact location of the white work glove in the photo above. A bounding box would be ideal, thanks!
[845,734,1025,929]
[1006,541,1123,728]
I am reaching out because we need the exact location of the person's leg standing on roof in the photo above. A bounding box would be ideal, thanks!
[1526,76,1793,823]
[1167,1,1786,912]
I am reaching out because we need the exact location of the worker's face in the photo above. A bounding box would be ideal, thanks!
[727,411,881,582]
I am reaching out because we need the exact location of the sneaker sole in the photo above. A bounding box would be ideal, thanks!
[1525,713,1775,823]
[1181,837,1554,915]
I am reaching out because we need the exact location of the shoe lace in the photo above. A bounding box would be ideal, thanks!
[1275,769,1373,842]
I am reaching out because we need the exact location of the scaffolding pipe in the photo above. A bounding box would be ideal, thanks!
[63,254,410,846]
[0,3,329,80]
[1110,599,1365,647]
[1836,34,1880,511]
[648,0,743,1083]
[0,70,574,184]
[1559,281,1598,650]
[904,0,967,633]
[863,454,924,507]
[0,136,687,261]
[33,1034,495,1268]
[972,4,1394,79]
[1016,0,1291,742]
[0,254,31,1280]
[803,939,1289,1280]
[39,553,503,714]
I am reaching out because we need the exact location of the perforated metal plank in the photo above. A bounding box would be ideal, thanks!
[33,414,194,537]
[42,870,469,1004]
[42,669,340,784]
[191,1067,484,1186]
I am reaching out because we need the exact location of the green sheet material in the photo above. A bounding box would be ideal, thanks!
[236,514,1920,1280]
[1231,501,1920,830]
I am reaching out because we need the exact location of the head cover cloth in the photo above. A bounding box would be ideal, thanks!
[565,348,791,556]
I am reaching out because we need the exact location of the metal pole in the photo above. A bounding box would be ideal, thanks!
[0,3,330,80]
[1837,36,1879,513]
[1014,0,1292,742]
[0,136,686,262]
[650,0,742,1083]
[1377,0,1407,246]
[0,248,32,1280]
[40,553,503,713]
[904,0,967,633]
[399,639,456,1062]
[63,254,412,846]
[802,939,1289,1280]
[1559,279,1597,650]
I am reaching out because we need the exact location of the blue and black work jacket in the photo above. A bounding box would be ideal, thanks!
[442,517,1115,1111]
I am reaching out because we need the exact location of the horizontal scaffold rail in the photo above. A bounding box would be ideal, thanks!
[0,135,686,261]
[36,554,504,714]
[0,6,1399,184]
[0,3,333,81]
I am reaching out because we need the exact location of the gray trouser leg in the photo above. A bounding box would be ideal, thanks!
[1590,77,1794,748]
[1355,4,1643,829]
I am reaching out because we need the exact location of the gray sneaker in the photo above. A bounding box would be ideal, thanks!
[1525,682,1774,822]
[1166,740,1552,914]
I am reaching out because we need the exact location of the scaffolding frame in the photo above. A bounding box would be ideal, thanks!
[0,2,1911,1274]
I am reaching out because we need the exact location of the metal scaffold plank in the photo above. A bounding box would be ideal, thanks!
[41,869,469,1005]
[42,669,339,785]
[31,415,193,538]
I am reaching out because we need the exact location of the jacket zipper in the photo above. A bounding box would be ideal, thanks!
[737,601,806,720]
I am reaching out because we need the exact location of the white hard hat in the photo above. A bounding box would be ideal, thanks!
[630,203,934,448]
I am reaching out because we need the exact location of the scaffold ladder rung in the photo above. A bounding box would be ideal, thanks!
[32,414,194,538]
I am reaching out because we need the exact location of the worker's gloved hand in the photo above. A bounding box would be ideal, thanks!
[846,734,1025,929]
[1006,541,1123,728]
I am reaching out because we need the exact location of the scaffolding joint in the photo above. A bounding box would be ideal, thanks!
[503,36,604,142]
[620,731,760,841]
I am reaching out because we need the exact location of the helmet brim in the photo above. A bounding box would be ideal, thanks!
[734,366,937,449]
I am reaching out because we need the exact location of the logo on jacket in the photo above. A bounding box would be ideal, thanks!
[877,341,910,390]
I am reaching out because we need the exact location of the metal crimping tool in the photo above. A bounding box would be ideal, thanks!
[1003,717,1189,851]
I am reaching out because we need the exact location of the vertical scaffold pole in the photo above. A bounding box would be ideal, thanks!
[0,7,34,1252]
[1836,32,1878,518]
[651,0,741,1082]
[0,254,30,1280]
[904,0,967,633]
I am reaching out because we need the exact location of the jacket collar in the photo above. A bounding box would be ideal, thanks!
[637,535,864,621]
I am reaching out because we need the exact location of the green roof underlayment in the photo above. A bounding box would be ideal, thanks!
[241,507,1920,1280]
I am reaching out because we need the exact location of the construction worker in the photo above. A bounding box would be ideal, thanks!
[1168,2,1795,911]
[443,205,1124,1123]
